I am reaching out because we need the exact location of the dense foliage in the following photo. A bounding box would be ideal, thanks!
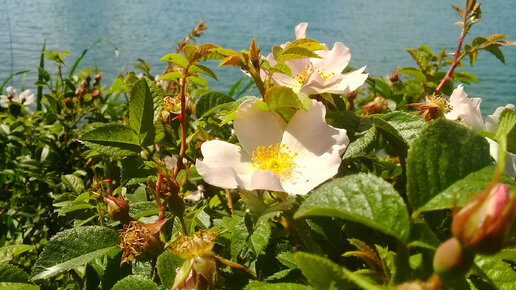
[1,1,516,289]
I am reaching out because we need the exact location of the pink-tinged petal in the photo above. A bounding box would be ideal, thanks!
[282,100,349,161]
[234,170,285,192]
[445,85,484,131]
[327,66,369,94]
[196,140,253,189]
[311,42,351,74]
[295,22,308,39]
[234,100,287,155]
[282,152,342,195]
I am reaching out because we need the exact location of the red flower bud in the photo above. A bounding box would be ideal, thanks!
[104,195,130,222]
[451,183,516,254]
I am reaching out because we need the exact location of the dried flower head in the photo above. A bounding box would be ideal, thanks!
[119,220,164,264]
[171,230,217,260]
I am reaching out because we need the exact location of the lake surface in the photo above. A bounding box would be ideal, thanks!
[1,0,515,114]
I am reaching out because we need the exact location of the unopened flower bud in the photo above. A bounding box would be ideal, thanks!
[389,69,399,83]
[75,87,85,97]
[362,96,388,116]
[104,195,130,222]
[451,183,516,254]
[93,73,102,86]
[91,89,101,101]
[433,237,474,278]
[63,97,74,109]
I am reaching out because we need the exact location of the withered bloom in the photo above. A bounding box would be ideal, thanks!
[119,220,165,264]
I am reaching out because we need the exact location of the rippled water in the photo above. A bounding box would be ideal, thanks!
[1,0,515,114]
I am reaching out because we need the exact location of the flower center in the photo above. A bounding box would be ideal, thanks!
[295,65,313,85]
[251,143,297,178]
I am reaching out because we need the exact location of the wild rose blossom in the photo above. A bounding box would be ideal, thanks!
[196,99,349,195]
[445,85,516,177]
[0,86,36,114]
[266,23,368,95]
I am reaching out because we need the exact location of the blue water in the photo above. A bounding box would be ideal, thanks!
[1,0,515,114]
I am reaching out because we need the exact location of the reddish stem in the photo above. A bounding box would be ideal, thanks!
[174,72,189,177]
[434,17,468,95]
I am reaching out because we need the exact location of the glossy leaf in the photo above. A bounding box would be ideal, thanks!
[474,249,516,290]
[160,53,188,68]
[79,123,141,157]
[244,281,311,290]
[31,226,120,280]
[129,78,155,146]
[0,245,34,263]
[61,174,84,195]
[295,173,410,241]
[406,119,491,210]
[0,263,30,283]
[111,275,159,290]
[195,90,234,118]
[157,251,184,289]
[417,166,516,213]
[159,71,184,81]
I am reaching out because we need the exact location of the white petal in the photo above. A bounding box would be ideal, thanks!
[0,96,8,108]
[196,140,253,189]
[282,152,342,195]
[485,104,515,133]
[311,42,351,74]
[299,72,330,95]
[20,90,36,104]
[445,85,484,131]
[328,66,369,94]
[282,100,349,162]
[295,22,308,39]
[235,170,285,192]
[234,99,287,155]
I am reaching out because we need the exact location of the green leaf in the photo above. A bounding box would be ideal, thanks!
[0,263,30,283]
[244,281,311,290]
[195,90,234,118]
[31,226,120,280]
[371,117,408,158]
[79,123,141,156]
[295,173,410,242]
[159,71,184,81]
[408,221,441,250]
[111,275,159,290]
[270,63,292,76]
[189,64,217,80]
[160,53,188,68]
[157,251,184,289]
[250,221,271,256]
[343,126,377,159]
[496,109,516,154]
[130,78,155,146]
[484,45,505,64]
[294,252,351,289]
[284,38,327,51]
[398,67,426,82]
[474,249,516,290]
[417,166,516,213]
[375,111,427,146]
[295,252,383,290]
[406,119,491,210]
[121,156,157,185]
[264,86,310,112]
[276,47,321,62]
[129,201,158,219]
[0,245,34,263]
[0,283,39,290]
[61,174,84,195]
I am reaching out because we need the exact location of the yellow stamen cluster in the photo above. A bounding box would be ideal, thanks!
[251,143,297,178]
[295,65,313,85]
[317,69,336,82]
[428,95,452,114]
[172,230,217,259]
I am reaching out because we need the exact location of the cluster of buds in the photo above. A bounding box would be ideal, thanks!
[433,180,516,278]
[67,73,103,109]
